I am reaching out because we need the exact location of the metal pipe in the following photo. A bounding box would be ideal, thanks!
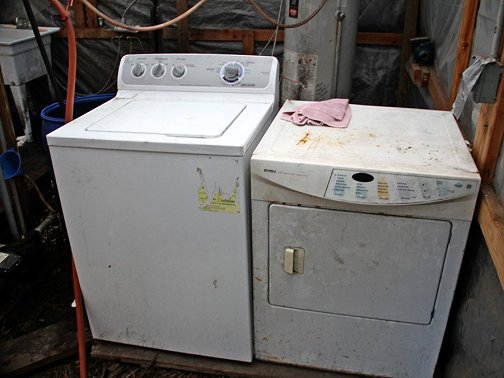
[332,6,345,98]
[491,0,504,59]
[0,167,19,238]
[34,213,58,234]
[8,180,27,235]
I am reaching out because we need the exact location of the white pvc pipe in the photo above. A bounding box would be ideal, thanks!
[0,168,19,238]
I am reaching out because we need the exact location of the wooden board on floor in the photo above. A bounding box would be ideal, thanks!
[0,320,90,377]
[92,340,357,378]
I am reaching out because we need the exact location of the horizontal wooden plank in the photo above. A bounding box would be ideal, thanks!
[92,340,356,378]
[0,321,91,377]
[478,185,504,290]
[57,28,401,46]
[357,32,403,46]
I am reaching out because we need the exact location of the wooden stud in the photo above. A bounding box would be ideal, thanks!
[478,185,504,290]
[176,0,190,52]
[471,23,504,289]
[85,0,98,28]
[243,30,255,55]
[357,32,403,46]
[427,67,451,110]
[72,0,87,28]
[449,0,480,104]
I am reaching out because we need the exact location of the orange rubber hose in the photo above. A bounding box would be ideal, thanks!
[47,1,84,377]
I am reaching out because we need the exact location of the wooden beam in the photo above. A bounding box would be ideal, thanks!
[478,185,504,290]
[427,67,451,110]
[85,0,98,28]
[243,30,255,54]
[72,0,87,28]
[176,0,190,52]
[92,341,353,378]
[398,0,419,106]
[357,32,403,46]
[470,22,504,286]
[449,0,479,104]
[0,321,92,377]
[58,27,402,47]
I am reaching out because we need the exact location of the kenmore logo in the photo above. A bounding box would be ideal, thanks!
[264,169,276,173]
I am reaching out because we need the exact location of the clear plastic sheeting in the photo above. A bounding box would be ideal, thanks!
[0,0,406,103]
[97,0,156,27]
[351,45,401,106]
[354,0,404,105]
[359,0,405,32]
[184,0,282,29]
[51,38,154,95]
[419,0,463,93]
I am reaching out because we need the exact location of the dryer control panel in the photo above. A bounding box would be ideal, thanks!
[324,169,479,205]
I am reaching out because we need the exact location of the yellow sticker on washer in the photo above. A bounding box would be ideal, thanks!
[197,168,240,214]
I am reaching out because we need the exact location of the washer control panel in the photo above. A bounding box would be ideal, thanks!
[118,53,276,90]
[324,169,479,204]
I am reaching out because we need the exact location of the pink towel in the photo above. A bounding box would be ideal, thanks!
[281,99,351,128]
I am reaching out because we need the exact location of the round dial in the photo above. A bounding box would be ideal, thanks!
[171,64,186,79]
[131,63,146,78]
[220,62,244,84]
[151,63,166,78]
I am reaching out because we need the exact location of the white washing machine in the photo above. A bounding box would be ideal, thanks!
[251,101,480,377]
[47,54,279,362]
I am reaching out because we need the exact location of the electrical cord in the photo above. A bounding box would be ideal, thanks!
[271,0,284,55]
[121,0,139,22]
[247,0,329,28]
[23,174,56,214]
[80,0,208,32]
[96,36,123,94]
[258,1,284,56]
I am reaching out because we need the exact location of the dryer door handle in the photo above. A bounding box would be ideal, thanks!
[283,247,305,275]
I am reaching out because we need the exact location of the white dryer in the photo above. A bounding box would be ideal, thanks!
[251,101,480,376]
[48,54,279,362]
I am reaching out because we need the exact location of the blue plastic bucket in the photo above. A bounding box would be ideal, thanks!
[0,148,23,180]
[41,93,115,149]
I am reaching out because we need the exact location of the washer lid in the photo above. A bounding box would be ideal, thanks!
[86,100,245,138]
[47,92,276,156]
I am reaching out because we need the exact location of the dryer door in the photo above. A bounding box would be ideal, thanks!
[268,204,451,324]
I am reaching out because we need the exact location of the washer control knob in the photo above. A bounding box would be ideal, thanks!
[171,64,186,78]
[151,63,166,78]
[221,62,244,84]
[131,63,146,78]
